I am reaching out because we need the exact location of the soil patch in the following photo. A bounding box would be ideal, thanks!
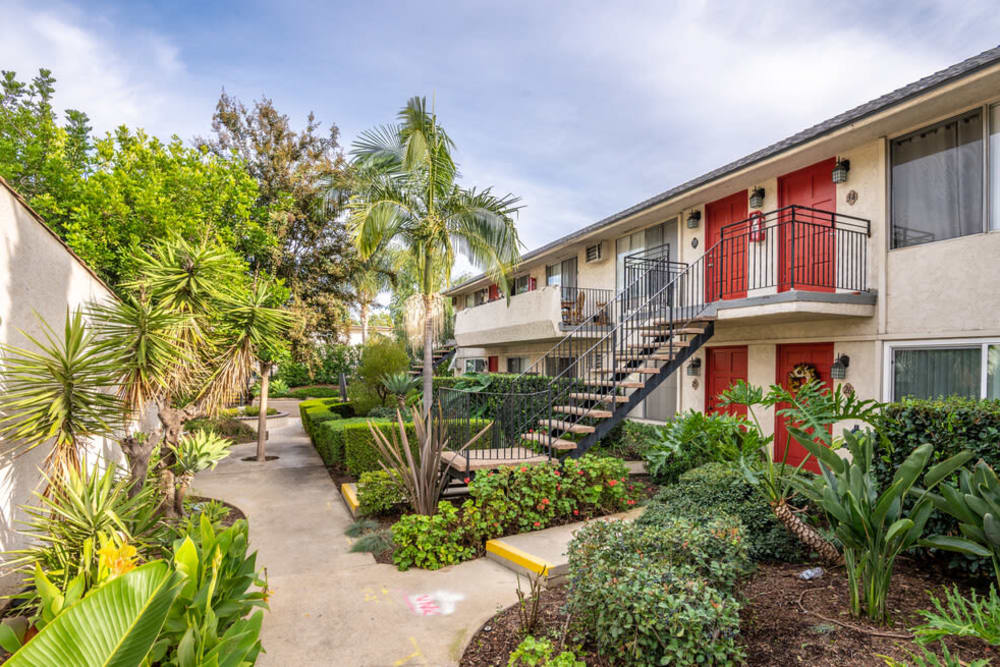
[460,560,1000,666]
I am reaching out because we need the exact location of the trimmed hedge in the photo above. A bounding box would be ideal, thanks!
[639,463,804,563]
[875,397,1000,577]
[298,398,354,435]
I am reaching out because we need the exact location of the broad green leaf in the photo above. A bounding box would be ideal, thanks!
[6,561,183,667]
[920,535,993,558]
[788,426,844,474]
[984,513,1000,547]
[923,450,974,487]
[885,518,914,545]
[891,443,933,490]
[0,622,24,654]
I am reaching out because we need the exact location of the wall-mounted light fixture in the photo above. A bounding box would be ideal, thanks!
[687,357,702,376]
[749,186,765,209]
[686,210,701,229]
[832,158,851,184]
[831,354,850,380]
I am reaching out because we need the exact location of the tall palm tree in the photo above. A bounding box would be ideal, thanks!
[349,246,398,346]
[348,97,522,411]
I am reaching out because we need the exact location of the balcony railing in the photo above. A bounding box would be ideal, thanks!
[709,205,870,300]
[559,286,614,326]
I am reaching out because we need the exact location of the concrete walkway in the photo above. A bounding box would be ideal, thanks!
[192,400,522,666]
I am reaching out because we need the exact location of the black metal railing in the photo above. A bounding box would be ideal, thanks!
[710,205,869,299]
[559,286,614,326]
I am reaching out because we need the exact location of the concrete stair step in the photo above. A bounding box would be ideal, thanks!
[569,392,629,404]
[521,432,578,450]
[538,418,595,434]
[584,379,644,388]
[594,367,661,375]
[552,405,613,419]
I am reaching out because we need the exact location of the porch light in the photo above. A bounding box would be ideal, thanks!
[686,358,702,376]
[830,354,850,380]
[686,210,701,229]
[832,158,850,184]
[749,186,765,209]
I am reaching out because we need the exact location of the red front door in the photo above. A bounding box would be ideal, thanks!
[778,159,836,292]
[774,342,834,474]
[706,346,748,416]
[488,356,499,373]
[705,191,749,302]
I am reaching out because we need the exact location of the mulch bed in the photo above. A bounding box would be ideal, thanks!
[460,559,1000,666]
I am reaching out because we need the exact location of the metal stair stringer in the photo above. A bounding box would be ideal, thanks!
[570,320,714,456]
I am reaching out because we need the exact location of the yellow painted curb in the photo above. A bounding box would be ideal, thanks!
[485,539,552,576]
[341,483,359,517]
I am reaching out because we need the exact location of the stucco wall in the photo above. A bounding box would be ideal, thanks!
[0,183,121,593]
[454,285,564,347]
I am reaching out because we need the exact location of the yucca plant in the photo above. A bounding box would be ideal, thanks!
[381,371,419,410]
[4,463,160,588]
[167,430,231,516]
[917,460,1000,588]
[0,308,123,486]
[369,403,490,515]
[792,428,972,623]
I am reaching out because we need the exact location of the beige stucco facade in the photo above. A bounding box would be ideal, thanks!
[0,180,123,593]
[446,59,1000,442]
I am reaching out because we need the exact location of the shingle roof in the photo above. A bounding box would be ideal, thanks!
[447,43,1000,295]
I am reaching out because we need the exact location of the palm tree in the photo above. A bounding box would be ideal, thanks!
[349,247,398,346]
[348,97,522,411]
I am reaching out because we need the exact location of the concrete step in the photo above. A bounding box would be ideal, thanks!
[521,432,578,450]
[485,508,645,585]
[635,325,707,334]
[569,392,629,404]
[584,379,644,388]
[594,367,660,375]
[538,418,595,434]
[552,405,613,419]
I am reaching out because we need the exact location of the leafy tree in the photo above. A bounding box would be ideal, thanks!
[0,70,271,287]
[348,97,522,410]
[348,337,410,415]
[198,92,354,352]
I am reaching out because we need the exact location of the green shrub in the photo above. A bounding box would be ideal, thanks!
[357,470,407,516]
[594,419,659,459]
[349,337,410,415]
[303,406,341,437]
[240,405,278,417]
[391,502,476,570]
[875,397,1000,578]
[287,386,341,399]
[643,410,760,484]
[508,636,584,666]
[639,462,804,562]
[566,517,749,665]
[251,377,288,397]
[185,416,256,443]
[276,361,312,387]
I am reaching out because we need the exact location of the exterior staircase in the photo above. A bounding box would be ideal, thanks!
[410,343,456,377]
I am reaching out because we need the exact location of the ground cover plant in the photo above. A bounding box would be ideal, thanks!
[643,409,761,483]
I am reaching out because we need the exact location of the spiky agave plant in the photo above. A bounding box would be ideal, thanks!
[381,371,419,410]
[168,430,231,516]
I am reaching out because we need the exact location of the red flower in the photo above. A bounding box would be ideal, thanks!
[556,484,561,490]
[608,480,618,487]
[553,471,561,477]
[578,470,585,475]
[541,498,549,504]
[573,509,579,515]
[627,499,636,505]
[464,477,471,484]
[520,467,527,472]
[533,521,541,527]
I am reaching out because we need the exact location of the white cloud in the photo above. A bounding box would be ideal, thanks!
[0,1,210,140]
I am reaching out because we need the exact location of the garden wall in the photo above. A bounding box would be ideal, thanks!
[0,178,124,594]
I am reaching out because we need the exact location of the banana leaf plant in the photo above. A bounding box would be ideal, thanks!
[791,427,973,624]
[915,460,1000,588]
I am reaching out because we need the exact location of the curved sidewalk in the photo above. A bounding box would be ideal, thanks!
[193,402,521,666]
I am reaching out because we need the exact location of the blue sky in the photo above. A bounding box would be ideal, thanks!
[4,0,1000,274]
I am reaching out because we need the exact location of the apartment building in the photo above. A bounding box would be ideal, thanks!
[442,46,1000,471]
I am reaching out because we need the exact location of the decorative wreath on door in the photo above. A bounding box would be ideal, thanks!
[787,363,820,392]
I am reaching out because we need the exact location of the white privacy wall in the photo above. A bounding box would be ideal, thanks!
[0,179,123,594]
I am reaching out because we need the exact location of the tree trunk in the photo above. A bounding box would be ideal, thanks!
[120,431,163,497]
[159,468,178,519]
[774,499,841,563]
[360,303,369,346]
[156,402,200,518]
[174,472,193,516]
[422,292,434,417]
[257,363,271,462]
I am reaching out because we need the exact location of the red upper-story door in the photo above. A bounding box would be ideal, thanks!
[774,342,834,474]
[778,159,836,292]
[706,346,748,417]
[705,191,749,301]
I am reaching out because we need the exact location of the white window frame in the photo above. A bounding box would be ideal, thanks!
[882,338,1000,401]
[464,358,487,374]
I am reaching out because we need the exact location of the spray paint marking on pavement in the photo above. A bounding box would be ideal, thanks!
[405,590,465,616]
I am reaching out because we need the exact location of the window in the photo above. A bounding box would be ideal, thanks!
[887,341,1000,400]
[545,356,574,378]
[890,109,984,248]
[506,357,523,374]
[473,288,489,306]
[514,275,533,295]
[464,358,487,374]
[545,257,577,292]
